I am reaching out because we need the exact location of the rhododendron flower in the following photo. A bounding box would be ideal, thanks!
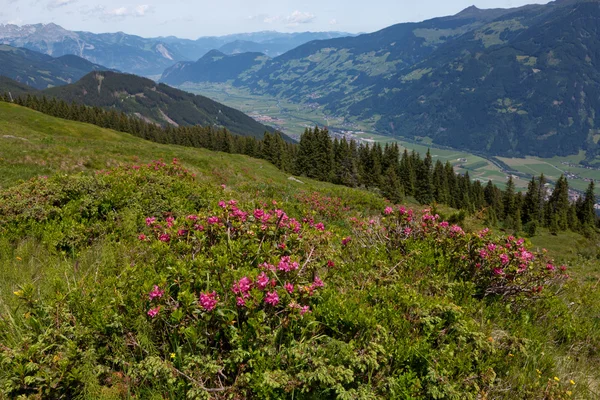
[398,206,407,215]
[207,216,219,225]
[493,268,504,276]
[300,305,311,315]
[260,262,276,272]
[278,256,299,272]
[560,265,567,272]
[253,209,265,219]
[327,260,335,268]
[439,221,449,227]
[487,243,497,252]
[284,282,294,294]
[166,217,175,228]
[256,272,270,290]
[404,227,412,235]
[199,291,218,311]
[187,215,198,221]
[499,254,509,265]
[138,234,147,241]
[177,229,187,237]
[220,184,226,189]
[384,206,394,215]
[342,237,351,246]
[450,225,464,235]
[236,297,246,307]
[159,233,170,243]
[315,222,325,231]
[313,276,324,288]
[146,217,156,226]
[479,250,488,259]
[232,277,252,294]
[228,199,237,206]
[148,285,165,300]
[265,291,279,306]
[546,263,556,271]
[218,201,227,208]
[194,224,204,231]
[147,306,160,318]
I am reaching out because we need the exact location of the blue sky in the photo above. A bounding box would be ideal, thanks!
[1,0,552,38]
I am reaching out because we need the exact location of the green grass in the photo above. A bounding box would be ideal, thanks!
[1,103,600,398]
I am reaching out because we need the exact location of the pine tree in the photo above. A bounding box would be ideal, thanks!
[415,149,434,204]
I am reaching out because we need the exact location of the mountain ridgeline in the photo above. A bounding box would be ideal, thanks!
[160,0,600,159]
[0,24,352,76]
[39,71,279,139]
[0,44,111,90]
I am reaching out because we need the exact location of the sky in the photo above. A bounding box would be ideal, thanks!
[0,0,553,39]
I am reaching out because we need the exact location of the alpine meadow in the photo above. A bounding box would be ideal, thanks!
[1,1,600,399]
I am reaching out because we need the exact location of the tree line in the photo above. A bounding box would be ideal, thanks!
[2,93,597,236]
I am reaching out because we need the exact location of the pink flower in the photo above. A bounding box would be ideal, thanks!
[439,221,449,228]
[218,201,227,208]
[166,217,175,228]
[493,268,504,276]
[479,250,488,259]
[313,276,324,288]
[232,277,253,294]
[146,217,156,226]
[487,243,497,252]
[148,285,165,300]
[256,272,270,290]
[221,184,226,189]
[177,229,187,237]
[138,233,147,241]
[546,263,555,271]
[300,305,311,315]
[194,224,204,231]
[236,297,246,307]
[147,306,160,318]
[384,206,394,215]
[159,233,170,243]
[450,225,464,235]
[403,227,412,235]
[207,216,219,225]
[187,215,198,221]
[277,256,298,272]
[499,254,510,265]
[342,236,351,246]
[315,222,325,231]
[560,265,567,272]
[228,199,238,206]
[264,291,279,306]
[284,282,294,294]
[199,291,218,311]
[398,206,407,215]
[327,260,335,268]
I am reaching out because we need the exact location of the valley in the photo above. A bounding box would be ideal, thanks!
[182,82,600,194]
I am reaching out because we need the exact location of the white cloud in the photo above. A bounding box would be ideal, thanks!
[248,10,315,26]
[285,10,315,26]
[329,18,337,25]
[134,4,150,16]
[47,0,76,9]
[102,4,152,19]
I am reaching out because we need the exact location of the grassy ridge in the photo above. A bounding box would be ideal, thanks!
[0,103,599,398]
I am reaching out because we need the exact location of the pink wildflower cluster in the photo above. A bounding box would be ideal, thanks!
[199,291,218,311]
[295,191,350,219]
[147,284,165,318]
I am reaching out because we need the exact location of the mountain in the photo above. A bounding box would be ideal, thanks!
[43,71,281,139]
[161,50,270,86]
[160,0,600,158]
[0,76,38,97]
[0,44,111,90]
[0,23,352,76]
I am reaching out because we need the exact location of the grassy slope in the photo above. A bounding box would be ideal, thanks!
[1,102,599,398]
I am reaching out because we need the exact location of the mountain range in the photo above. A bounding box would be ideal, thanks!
[0,44,110,89]
[160,0,600,159]
[0,71,278,139]
[0,24,351,76]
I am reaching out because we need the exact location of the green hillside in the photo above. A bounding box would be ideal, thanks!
[0,44,110,90]
[41,71,281,140]
[0,102,599,398]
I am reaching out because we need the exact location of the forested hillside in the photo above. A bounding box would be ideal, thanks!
[41,71,280,139]
[162,0,600,158]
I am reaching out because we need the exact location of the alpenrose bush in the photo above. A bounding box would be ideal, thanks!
[0,162,578,399]
[351,206,568,304]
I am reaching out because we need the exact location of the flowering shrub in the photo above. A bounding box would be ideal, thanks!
[0,162,588,400]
